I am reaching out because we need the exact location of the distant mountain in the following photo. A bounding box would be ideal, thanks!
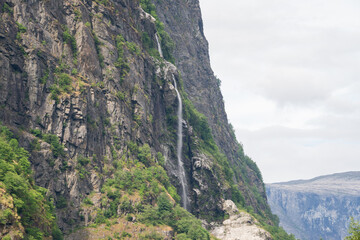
[266,172,360,240]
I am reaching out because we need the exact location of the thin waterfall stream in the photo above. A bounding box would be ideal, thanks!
[155,33,163,58]
[172,75,189,210]
[156,31,189,210]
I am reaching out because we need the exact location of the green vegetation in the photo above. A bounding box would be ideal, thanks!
[16,22,27,41]
[71,68,78,75]
[48,62,75,103]
[77,155,91,166]
[83,197,94,206]
[95,0,109,5]
[115,34,130,82]
[181,94,239,205]
[30,129,65,158]
[141,32,160,59]
[62,26,77,57]
[16,22,27,33]
[2,3,13,14]
[116,91,125,101]
[0,123,62,240]
[40,69,49,84]
[263,224,297,240]
[74,8,82,21]
[345,218,360,240]
[139,231,164,240]
[92,30,104,68]
[50,72,72,103]
[215,75,221,87]
[55,195,67,209]
[140,0,175,63]
[126,41,141,56]
[43,133,65,158]
[84,140,210,239]
[76,155,91,179]
[139,193,210,240]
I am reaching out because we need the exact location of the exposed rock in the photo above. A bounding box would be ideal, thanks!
[0,0,275,237]
[210,200,273,240]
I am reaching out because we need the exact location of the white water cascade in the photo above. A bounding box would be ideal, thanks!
[155,33,163,58]
[173,75,189,210]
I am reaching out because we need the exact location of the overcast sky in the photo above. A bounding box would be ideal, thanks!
[199,0,360,183]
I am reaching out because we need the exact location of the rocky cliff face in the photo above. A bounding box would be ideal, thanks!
[152,0,271,220]
[266,172,360,240]
[0,0,278,238]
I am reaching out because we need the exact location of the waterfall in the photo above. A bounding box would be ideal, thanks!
[155,33,163,58]
[173,75,189,210]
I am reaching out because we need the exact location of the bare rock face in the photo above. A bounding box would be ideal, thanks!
[210,200,273,240]
[0,0,275,236]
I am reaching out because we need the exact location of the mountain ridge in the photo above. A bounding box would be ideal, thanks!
[267,171,360,240]
[268,171,360,196]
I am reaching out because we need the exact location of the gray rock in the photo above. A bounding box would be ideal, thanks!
[210,200,273,240]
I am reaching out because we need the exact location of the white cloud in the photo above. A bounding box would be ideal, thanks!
[200,0,360,182]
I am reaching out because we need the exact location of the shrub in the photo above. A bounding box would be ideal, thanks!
[16,22,27,33]
[57,73,72,92]
[43,134,65,158]
[115,35,130,81]
[138,144,152,166]
[116,91,125,101]
[62,26,77,57]
[92,30,104,67]
[345,218,360,240]
[50,72,73,103]
[2,3,13,14]
[77,155,91,166]
[16,22,27,41]
[141,32,159,59]
[83,197,94,206]
[0,124,62,239]
[126,42,141,56]
[121,232,132,238]
[56,195,67,209]
[140,231,164,240]
[40,69,49,84]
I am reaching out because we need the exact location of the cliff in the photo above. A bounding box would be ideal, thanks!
[0,0,289,239]
[267,172,360,240]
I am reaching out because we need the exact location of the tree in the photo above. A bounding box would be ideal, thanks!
[345,218,360,240]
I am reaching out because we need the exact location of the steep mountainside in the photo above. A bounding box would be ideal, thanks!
[0,0,292,239]
[267,172,360,240]
[152,0,271,220]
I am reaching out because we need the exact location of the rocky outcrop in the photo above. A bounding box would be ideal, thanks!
[266,172,360,240]
[210,200,273,240]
